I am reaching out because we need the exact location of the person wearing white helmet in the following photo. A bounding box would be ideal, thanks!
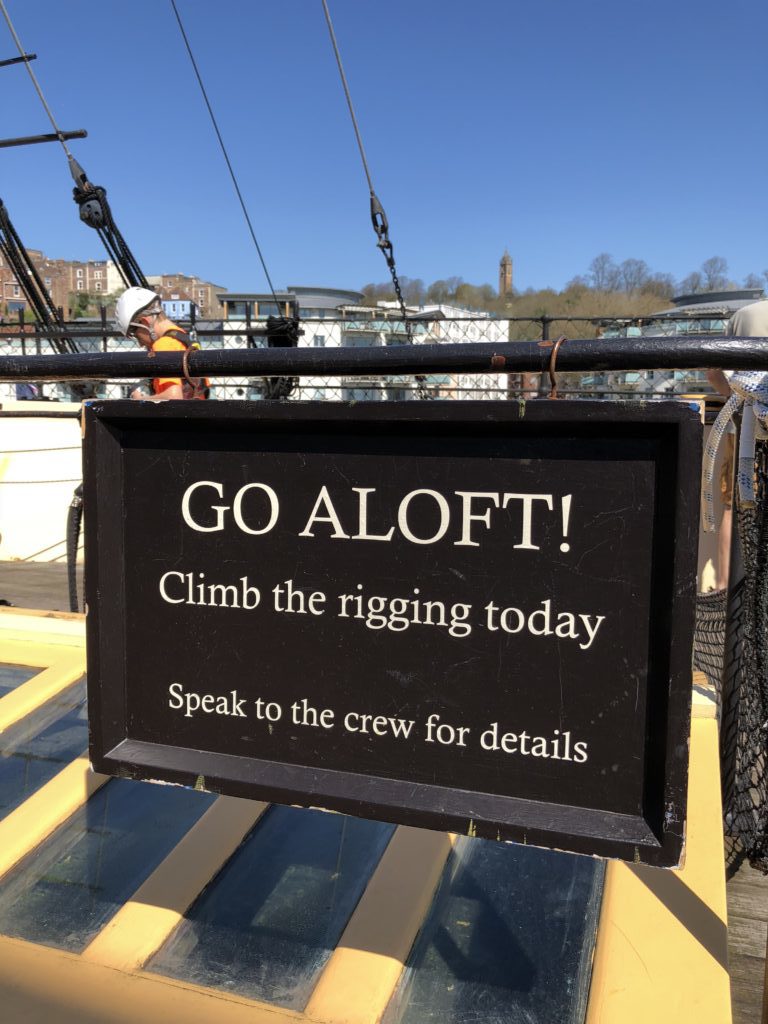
[114,286,207,400]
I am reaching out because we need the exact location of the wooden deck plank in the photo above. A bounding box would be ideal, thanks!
[729,952,765,1024]
[728,916,768,960]
[0,560,82,613]
[727,853,768,1024]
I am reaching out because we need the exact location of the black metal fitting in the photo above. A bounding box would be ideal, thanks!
[266,316,301,349]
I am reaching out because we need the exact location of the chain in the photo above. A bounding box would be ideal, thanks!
[371,193,429,400]
[321,0,429,401]
[388,254,429,401]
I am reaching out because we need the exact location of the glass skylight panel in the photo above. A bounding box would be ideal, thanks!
[147,805,395,1009]
[0,663,39,698]
[383,837,604,1024]
[0,778,215,951]
[0,679,87,820]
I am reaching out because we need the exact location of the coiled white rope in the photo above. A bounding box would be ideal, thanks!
[703,370,768,531]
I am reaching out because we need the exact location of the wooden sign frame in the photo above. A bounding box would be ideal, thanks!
[84,400,700,866]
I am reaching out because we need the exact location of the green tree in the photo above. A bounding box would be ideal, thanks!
[68,290,103,317]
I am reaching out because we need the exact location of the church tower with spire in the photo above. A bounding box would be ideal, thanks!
[499,249,513,298]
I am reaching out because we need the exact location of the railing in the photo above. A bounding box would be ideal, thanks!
[0,334,765,373]
[0,311,758,403]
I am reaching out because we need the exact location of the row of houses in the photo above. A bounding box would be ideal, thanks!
[0,252,123,314]
[0,250,225,320]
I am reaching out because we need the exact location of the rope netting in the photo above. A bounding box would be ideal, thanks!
[693,588,727,708]
[697,439,768,873]
[720,441,768,872]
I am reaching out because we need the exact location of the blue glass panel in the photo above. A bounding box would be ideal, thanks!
[148,806,394,1009]
[0,778,216,951]
[384,838,604,1024]
[0,679,88,821]
[0,663,39,697]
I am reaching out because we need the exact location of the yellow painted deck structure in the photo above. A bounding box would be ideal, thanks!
[0,606,732,1023]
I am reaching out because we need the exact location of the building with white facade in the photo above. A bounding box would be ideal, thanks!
[215,289,512,401]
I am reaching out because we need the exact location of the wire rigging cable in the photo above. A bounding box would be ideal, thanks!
[0,198,77,353]
[321,0,426,396]
[169,0,280,307]
[321,0,375,196]
[0,0,73,162]
[0,1,146,291]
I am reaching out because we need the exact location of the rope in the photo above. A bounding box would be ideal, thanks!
[703,371,768,531]
[169,0,280,307]
[67,483,83,613]
[0,0,75,161]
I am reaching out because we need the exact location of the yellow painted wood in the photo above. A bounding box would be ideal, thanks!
[0,635,82,669]
[305,826,456,1024]
[0,650,86,732]
[0,935,306,1024]
[586,705,731,1023]
[0,608,85,647]
[692,669,717,719]
[83,796,269,971]
[0,639,53,669]
[0,757,108,880]
[0,609,735,1023]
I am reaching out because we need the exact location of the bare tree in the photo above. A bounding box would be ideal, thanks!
[641,273,675,300]
[361,282,395,305]
[743,273,764,289]
[618,258,650,293]
[588,253,620,292]
[564,275,589,292]
[399,277,426,306]
[426,279,450,304]
[701,256,729,291]
[679,271,703,295]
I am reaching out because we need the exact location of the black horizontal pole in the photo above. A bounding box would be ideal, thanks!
[0,53,36,68]
[0,129,87,149]
[0,336,767,383]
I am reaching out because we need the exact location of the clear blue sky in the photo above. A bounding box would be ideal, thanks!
[1,0,765,295]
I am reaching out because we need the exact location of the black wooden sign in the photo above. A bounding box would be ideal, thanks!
[84,400,701,866]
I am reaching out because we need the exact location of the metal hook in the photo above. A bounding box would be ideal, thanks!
[547,334,568,399]
[182,346,198,393]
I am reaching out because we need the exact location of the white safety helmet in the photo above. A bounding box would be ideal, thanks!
[114,286,162,337]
